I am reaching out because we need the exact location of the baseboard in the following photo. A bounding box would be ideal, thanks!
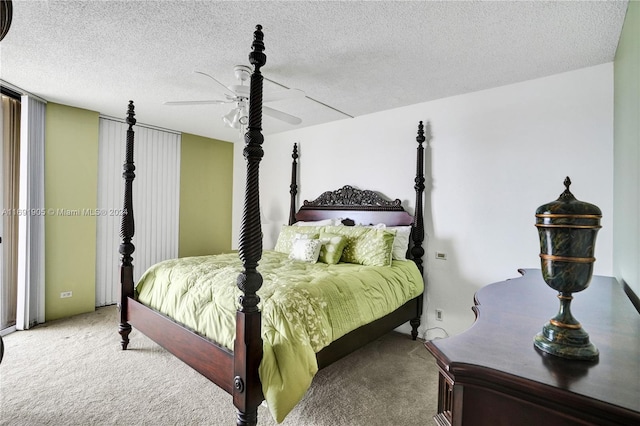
[622,279,640,315]
[0,325,17,337]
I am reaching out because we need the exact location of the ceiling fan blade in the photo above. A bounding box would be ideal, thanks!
[194,71,237,97]
[263,76,354,118]
[163,100,231,106]
[264,88,305,103]
[263,106,302,125]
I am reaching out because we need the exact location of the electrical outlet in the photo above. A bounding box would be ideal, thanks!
[60,291,73,299]
[436,309,443,321]
[435,252,447,260]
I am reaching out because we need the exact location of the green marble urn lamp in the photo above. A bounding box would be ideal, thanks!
[533,177,602,361]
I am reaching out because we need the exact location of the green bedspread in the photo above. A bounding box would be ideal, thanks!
[135,250,423,422]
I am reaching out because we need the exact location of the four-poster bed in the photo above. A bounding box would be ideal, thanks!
[117,25,426,425]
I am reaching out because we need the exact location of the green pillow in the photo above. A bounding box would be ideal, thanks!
[323,226,395,266]
[274,225,322,254]
[323,226,369,262]
[318,233,348,265]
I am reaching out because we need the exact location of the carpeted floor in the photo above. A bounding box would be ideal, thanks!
[0,306,438,425]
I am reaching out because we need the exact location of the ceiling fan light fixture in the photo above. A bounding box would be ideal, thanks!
[222,108,242,129]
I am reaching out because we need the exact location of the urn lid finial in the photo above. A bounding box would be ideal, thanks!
[558,176,576,202]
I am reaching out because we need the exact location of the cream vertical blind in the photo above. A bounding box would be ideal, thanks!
[16,95,45,330]
[95,117,180,307]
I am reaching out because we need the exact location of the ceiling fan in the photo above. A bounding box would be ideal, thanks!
[164,65,305,129]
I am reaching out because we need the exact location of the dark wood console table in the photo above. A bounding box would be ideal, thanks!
[425,269,640,426]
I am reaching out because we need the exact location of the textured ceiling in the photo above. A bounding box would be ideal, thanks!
[0,0,629,142]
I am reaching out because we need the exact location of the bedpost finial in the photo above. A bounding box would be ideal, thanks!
[126,101,136,126]
[249,24,266,69]
[292,143,298,159]
[416,121,425,145]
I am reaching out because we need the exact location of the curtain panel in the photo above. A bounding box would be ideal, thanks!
[0,95,20,331]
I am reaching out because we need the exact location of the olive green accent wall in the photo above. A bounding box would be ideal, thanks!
[44,103,99,320]
[614,1,640,298]
[41,109,232,320]
[179,133,233,257]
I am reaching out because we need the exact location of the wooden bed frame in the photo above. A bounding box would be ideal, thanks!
[117,25,426,426]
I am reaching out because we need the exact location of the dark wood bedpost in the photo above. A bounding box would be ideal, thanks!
[288,143,298,225]
[410,121,426,340]
[118,100,136,350]
[233,25,266,426]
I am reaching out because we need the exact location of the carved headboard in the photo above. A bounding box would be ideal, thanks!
[295,185,414,227]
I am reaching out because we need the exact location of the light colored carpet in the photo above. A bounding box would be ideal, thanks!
[0,306,438,425]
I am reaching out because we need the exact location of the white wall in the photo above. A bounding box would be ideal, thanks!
[613,1,640,298]
[233,63,614,339]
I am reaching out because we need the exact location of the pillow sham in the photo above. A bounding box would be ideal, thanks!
[318,232,348,265]
[274,225,323,254]
[323,225,395,267]
[293,218,339,227]
[292,217,342,226]
[289,238,323,263]
[387,226,412,260]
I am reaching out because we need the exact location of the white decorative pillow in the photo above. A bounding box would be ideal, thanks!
[388,226,412,260]
[289,238,323,263]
